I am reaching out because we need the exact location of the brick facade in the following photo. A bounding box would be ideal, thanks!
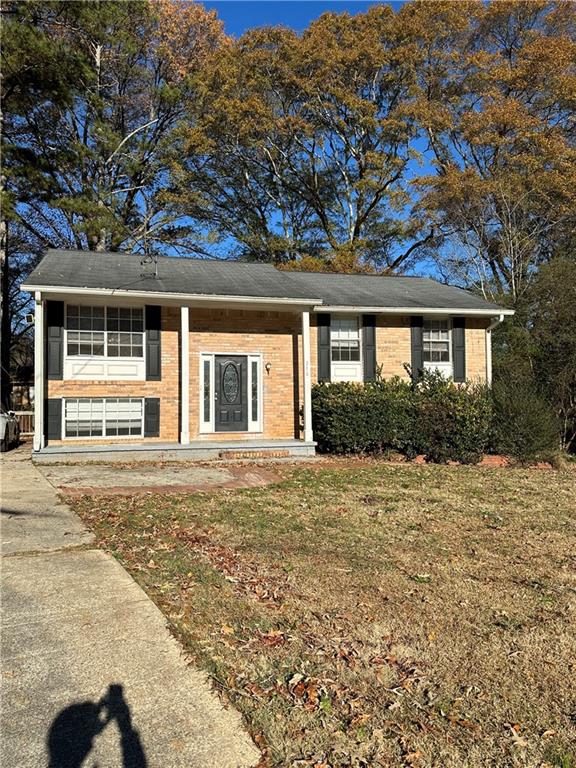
[376,315,412,380]
[47,306,180,444]
[311,314,487,383]
[187,308,301,440]
[47,307,489,445]
[463,317,489,381]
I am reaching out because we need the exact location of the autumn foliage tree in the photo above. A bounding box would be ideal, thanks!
[412,0,576,304]
[3,0,575,423]
[166,6,441,270]
[1,0,226,402]
[2,0,227,256]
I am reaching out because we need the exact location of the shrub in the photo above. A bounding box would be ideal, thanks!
[492,373,560,464]
[312,372,493,463]
[311,378,416,455]
[416,372,493,464]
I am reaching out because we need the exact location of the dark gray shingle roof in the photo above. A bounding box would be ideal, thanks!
[22,249,505,313]
[286,271,504,311]
[23,250,317,301]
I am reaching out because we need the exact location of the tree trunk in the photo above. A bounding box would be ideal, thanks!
[0,217,11,409]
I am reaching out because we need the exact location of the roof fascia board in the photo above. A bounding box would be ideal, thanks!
[20,284,513,316]
[20,284,322,308]
[315,305,514,316]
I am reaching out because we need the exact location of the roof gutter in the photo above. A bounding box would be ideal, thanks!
[20,284,323,308]
[314,305,514,317]
[20,284,514,317]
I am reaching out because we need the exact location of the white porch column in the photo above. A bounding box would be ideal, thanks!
[302,310,313,443]
[180,305,190,444]
[33,292,45,451]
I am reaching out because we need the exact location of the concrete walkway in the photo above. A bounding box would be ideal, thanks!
[1,445,260,768]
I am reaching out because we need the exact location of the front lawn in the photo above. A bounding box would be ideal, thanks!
[70,461,576,768]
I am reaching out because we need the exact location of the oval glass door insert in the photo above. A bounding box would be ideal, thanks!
[222,363,240,403]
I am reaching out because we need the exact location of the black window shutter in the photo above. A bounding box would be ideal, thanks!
[45,398,62,440]
[317,313,331,382]
[46,301,64,380]
[144,397,160,437]
[410,316,424,379]
[452,317,466,382]
[145,305,162,381]
[362,314,377,381]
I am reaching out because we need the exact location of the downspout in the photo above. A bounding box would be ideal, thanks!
[486,313,504,385]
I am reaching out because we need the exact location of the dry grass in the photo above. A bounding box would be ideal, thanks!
[70,461,576,768]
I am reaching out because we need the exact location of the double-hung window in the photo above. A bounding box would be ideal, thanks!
[106,308,144,357]
[66,306,105,356]
[422,319,450,363]
[330,317,360,362]
[66,305,144,358]
[64,398,143,438]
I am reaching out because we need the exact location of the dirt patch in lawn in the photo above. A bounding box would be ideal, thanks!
[42,462,280,495]
[70,460,576,768]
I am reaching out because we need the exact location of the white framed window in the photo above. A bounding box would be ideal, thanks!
[423,319,450,363]
[66,306,105,356]
[422,318,453,377]
[64,397,144,439]
[64,398,104,438]
[330,316,361,362]
[106,308,144,357]
[199,353,262,434]
[329,315,363,382]
[65,305,144,359]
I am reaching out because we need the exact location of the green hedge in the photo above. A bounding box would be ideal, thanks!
[491,373,560,463]
[311,372,493,464]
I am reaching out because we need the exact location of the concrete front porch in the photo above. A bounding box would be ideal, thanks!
[32,438,317,464]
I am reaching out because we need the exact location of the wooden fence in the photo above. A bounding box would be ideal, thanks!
[13,411,34,436]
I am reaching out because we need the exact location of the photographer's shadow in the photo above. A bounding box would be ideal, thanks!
[47,683,147,768]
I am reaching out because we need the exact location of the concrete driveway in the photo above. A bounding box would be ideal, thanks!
[1,445,260,768]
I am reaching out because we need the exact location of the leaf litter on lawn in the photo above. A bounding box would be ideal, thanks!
[71,462,576,767]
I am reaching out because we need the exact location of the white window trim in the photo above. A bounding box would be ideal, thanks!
[329,314,363,382]
[422,316,453,377]
[199,352,263,434]
[64,303,146,362]
[330,314,363,363]
[63,302,147,381]
[61,397,145,441]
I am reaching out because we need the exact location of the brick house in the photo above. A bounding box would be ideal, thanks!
[22,249,512,458]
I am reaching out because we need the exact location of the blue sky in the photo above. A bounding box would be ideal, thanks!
[204,1,402,36]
